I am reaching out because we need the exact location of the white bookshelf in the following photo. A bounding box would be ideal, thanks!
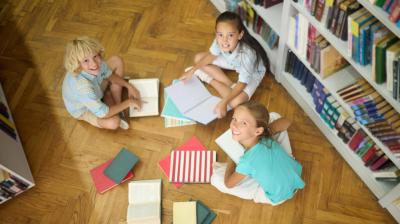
[275,0,400,221]
[0,83,34,204]
[281,71,397,198]
[291,1,400,116]
[245,0,283,35]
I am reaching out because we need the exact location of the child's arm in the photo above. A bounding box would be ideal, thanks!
[215,82,247,118]
[180,53,217,81]
[102,98,140,118]
[224,158,246,188]
[268,117,292,135]
[107,73,141,100]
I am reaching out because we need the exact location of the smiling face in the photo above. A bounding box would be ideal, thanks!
[230,106,264,148]
[215,21,243,53]
[79,52,102,76]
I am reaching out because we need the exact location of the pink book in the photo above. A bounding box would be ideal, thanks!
[158,136,206,188]
[90,159,134,194]
[169,150,216,183]
[370,155,389,171]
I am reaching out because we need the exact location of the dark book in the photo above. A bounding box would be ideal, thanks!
[104,148,139,184]
[365,150,384,166]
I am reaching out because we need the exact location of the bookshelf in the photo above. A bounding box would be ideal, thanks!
[209,0,400,221]
[0,83,34,204]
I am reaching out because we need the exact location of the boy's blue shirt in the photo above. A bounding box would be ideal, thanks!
[62,62,112,118]
[236,137,305,203]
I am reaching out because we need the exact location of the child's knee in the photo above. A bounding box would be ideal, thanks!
[194,52,207,64]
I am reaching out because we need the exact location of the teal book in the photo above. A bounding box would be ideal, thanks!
[196,200,216,224]
[161,80,193,122]
[104,148,139,184]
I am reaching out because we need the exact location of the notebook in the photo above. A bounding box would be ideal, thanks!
[173,201,197,224]
[215,129,244,164]
[127,179,161,224]
[104,148,139,184]
[196,200,216,224]
[165,76,229,124]
[158,136,206,188]
[129,78,159,117]
[90,159,134,194]
[169,150,216,183]
[161,80,194,122]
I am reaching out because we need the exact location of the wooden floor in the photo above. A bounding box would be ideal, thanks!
[0,0,396,223]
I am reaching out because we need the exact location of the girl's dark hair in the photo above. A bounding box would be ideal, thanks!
[239,101,272,139]
[216,11,271,74]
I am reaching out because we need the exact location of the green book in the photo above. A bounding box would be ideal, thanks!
[196,200,216,224]
[357,140,374,157]
[375,34,399,84]
[104,148,139,184]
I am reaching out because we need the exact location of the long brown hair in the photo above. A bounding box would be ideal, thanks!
[216,11,270,74]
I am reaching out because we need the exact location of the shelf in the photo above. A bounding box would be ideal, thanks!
[280,71,397,198]
[245,0,283,36]
[288,46,400,169]
[380,182,400,207]
[386,203,400,223]
[291,2,400,116]
[357,0,400,38]
[210,0,226,13]
[244,23,278,75]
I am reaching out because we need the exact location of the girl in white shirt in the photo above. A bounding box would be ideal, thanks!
[180,11,270,118]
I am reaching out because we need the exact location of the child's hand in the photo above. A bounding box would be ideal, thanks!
[214,100,228,118]
[128,85,141,99]
[129,98,142,111]
[179,69,194,82]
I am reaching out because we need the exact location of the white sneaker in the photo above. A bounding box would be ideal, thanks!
[184,66,213,84]
[119,112,129,130]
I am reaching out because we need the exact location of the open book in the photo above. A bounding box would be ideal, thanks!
[165,76,229,124]
[127,179,161,224]
[129,79,159,117]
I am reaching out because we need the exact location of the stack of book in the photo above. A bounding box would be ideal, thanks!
[337,80,400,157]
[0,169,29,203]
[0,99,16,140]
[237,1,279,49]
[173,200,216,224]
[90,148,139,194]
[161,81,196,128]
[158,136,216,187]
[288,15,348,78]
[349,129,400,182]
[285,51,359,143]
[368,0,400,26]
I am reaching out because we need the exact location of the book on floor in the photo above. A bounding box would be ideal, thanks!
[104,148,139,184]
[215,129,244,164]
[158,136,207,188]
[165,76,230,125]
[129,78,159,117]
[127,179,161,224]
[196,200,216,224]
[173,201,197,224]
[90,159,134,194]
[169,150,216,183]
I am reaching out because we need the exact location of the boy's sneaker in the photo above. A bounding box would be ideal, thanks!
[119,112,129,130]
[184,66,213,84]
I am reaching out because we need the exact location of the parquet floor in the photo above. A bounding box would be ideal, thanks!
[0,0,396,223]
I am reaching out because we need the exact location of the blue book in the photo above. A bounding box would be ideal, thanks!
[359,19,379,65]
[104,148,139,184]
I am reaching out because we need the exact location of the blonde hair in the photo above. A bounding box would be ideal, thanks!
[238,101,272,138]
[64,36,104,75]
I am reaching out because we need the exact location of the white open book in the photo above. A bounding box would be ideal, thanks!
[165,76,229,124]
[127,179,161,224]
[215,112,293,163]
[129,79,159,117]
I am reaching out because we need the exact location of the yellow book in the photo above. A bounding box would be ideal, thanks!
[173,201,196,224]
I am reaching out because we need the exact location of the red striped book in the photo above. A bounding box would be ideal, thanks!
[169,150,216,183]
